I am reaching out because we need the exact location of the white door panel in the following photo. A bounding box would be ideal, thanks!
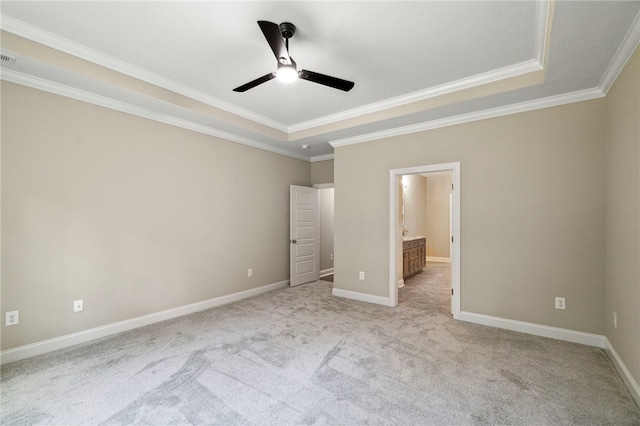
[295,191,316,205]
[296,210,316,222]
[296,260,315,274]
[290,185,319,286]
[295,226,315,239]
[296,243,315,257]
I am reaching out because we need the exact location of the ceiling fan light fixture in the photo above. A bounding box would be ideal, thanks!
[233,21,354,92]
[276,64,298,83]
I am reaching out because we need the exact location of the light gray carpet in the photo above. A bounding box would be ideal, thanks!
[2,263,639,425]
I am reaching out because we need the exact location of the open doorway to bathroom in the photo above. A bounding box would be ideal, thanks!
[389,163,460,318]
[399,172,452,314]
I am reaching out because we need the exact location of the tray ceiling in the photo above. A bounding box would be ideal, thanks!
[1,1,639,161]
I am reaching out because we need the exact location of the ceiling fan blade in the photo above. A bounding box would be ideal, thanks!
[258,21,291,65]
[299,70,355,92]
[233,73,275,92]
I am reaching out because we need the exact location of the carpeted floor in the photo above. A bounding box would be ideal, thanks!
[2,263,639,425]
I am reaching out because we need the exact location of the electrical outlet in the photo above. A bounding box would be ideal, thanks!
[330,253,333,261]
[359,271,365,280]
[74,300,83,313]
[6,311,19,326]
[555,297,566,310]
[613,312,617,328]
[248,268,253,277]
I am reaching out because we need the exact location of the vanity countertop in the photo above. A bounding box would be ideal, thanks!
[402,235,426,242]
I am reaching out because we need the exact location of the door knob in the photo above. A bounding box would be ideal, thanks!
[290,239,297,244]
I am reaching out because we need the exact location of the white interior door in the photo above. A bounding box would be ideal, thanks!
[290,185,319,286]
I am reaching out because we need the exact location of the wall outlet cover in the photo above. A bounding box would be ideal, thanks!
[6,311,19,326]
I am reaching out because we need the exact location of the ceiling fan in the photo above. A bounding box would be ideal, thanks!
[233,21,355,93]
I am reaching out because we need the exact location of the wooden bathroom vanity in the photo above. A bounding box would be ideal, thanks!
[402,236,426,279]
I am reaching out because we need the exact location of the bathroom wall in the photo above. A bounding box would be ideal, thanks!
[402,174,427,237]
[425,173,452,259]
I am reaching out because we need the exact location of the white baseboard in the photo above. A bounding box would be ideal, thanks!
[319,268,334,278]
[460,311,606,348]
[332,288,394,307]
[426,256,451,263]
[0,280,289,365]
[460,312,639,407]
[605,337,640,407]
[398,279,405,288]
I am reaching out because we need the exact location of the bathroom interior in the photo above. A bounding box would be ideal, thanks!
[400,172,453,286]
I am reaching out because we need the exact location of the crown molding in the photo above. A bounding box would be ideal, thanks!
[1,3,553,140]
[330,87,604,148]
[1,68,309,162]
[535,0,554,67]
[0,14,289,133]
[310,153,334,163]
[599,9,640,95]
[289,0,552,134]
[289,59,543,134]
[6,1,633,163]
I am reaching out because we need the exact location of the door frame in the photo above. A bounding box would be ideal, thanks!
[389,162,461,318]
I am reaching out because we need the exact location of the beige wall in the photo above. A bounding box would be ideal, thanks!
[604,47,640,386]
[2,49,638,393]
[1,82,310,350]
[425,173,452,258]
[401,174,427,237]
[310,160,334,185]
[334,99,606,334]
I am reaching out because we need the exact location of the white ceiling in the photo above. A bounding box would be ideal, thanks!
[1,1,639,161]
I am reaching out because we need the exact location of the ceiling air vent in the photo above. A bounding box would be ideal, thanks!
[1,54,17,64]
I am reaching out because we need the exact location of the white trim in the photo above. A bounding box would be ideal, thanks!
[605,338,640,407]
[398,279,405,289]
[4,5,636,165]
[534,0,553,67]
[1,69,309,162]
[458,312,640,405]
[390,163,461,317]
[330,88,604,148]
[319,268,334,277]
[288,0,556,135]
[313,183,334,189]
[332,288,394,307]
[426,256,451,263]
[599,9,640,94]
[0,6,553,139]
[0,280,289,365]
[460,311,606,348]
[310,154,335,163]
[0,14,288,133]
[290,60,541,133]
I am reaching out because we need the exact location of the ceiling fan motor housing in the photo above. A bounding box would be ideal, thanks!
[279,22,296,39]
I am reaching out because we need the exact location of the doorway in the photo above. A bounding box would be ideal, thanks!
[389,162,460,318]
[315,184,335,282]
